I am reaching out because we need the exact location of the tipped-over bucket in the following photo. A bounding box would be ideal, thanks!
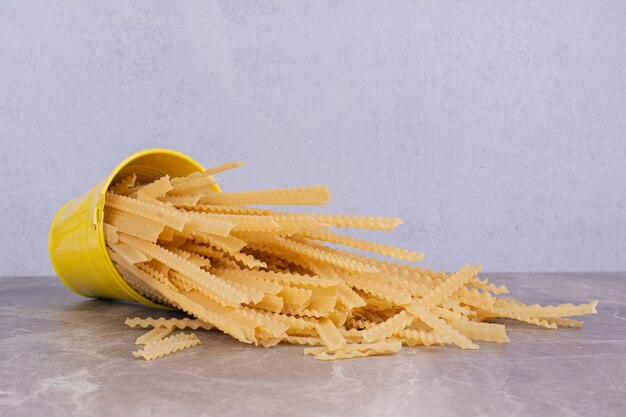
[48,148,220,308]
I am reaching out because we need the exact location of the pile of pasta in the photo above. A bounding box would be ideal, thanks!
[104,162,598,361]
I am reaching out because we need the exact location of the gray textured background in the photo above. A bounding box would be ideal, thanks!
[1,1,625,276]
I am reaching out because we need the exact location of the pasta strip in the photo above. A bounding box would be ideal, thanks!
[237,307,288,338]
[213,269,283,295]
[193,232,247,253]
[226,250,267,269]
[342,273,412,305]
[272,212,402,231]
[316,318,346,351]
[137,176,173,198]
[100,167,599,361]
[160,195,202,207]
[250,295,284,313]
[170,176,216,196]
[180,291,259,343]
[283,336,323,346]
[181,243,236,266]
[190,234,267,269]
[168,270,197,292]
[111,255,175,306]
[125,317,214,331]
[197,214,281,233]
[140,262,171,283]
[135,327,174,345]
[447,321,509,343]
[542,317,584,328]
[299,229,423,262]
[279,287,313,308]
[268,237,378,273]
[394,329,447,347]
[183,213,235,237]
[120,234,249,306]
[362,310,413,342]
[106,192,188,231]
[272,214,331,233]
[221,280,266,304]
[103,223,119,243]
[187,253,212,268]
[135,192,172,207]
[132,333,201,360]
[105,208,164,242]
[456,286,497,307]
[403,265,481,315]
[306,294,337,314]
[492,299,598,318]
[108,241,149,265]
[189,204,273,215]
[242,308,316,334]
[110,174,136,194]
[329,282,363,309]
[347,318,377,330]
[406,306,479,350]
[470,278,509,295]
[304,341,402,360]
[200,186,332,206]
[226,268,340,289]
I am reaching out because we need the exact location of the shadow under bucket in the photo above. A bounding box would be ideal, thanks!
[48,148,220,308]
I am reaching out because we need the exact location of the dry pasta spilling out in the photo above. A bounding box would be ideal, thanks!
[105,163,598,361]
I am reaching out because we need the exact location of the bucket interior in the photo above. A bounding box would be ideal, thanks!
[106,151,211,191]
[49,148,217,309]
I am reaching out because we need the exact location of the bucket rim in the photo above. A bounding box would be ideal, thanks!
[99,148,207,309]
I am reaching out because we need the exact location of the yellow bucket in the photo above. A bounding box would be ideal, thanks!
[48,148,220,308]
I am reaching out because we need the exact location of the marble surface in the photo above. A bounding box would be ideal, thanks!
[0,273,624,417]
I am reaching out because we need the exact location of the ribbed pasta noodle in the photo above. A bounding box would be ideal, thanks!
[104,161,597,360]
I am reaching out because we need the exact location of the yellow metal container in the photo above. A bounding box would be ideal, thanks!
[48,148,220,308]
